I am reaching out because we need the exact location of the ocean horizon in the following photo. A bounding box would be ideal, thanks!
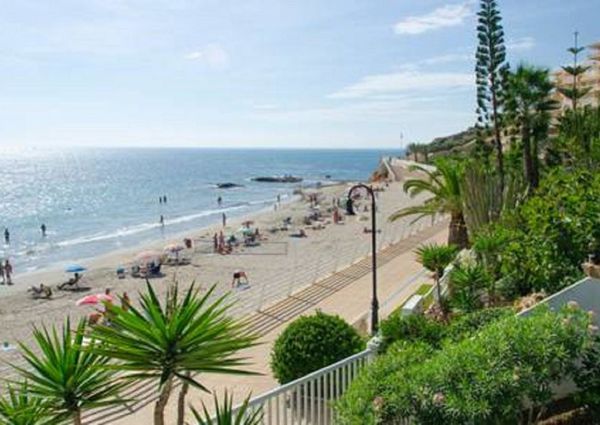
[0,147,403,273]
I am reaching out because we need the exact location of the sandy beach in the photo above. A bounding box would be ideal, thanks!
[0,181,428,373]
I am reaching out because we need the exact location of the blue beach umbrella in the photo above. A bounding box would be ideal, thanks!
[65,264,86,273]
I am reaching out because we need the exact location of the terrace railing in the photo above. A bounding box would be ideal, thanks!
[230,348,375,425]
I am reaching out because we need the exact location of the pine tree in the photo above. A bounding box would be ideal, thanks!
[558,31,591,110]
[475,0,509,195]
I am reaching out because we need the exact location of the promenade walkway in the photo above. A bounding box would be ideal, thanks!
[86,221,448,424]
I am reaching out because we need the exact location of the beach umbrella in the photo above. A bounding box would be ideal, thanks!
[134,250,162,264]
[76,293,113,306]
[65,264,86,273]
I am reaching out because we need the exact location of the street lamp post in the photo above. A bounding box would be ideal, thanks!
[347,184,379,335]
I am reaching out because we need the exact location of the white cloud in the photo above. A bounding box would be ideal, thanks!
[185,44,229,68]
[328,71,474,100]
[507,36,536,52]
[394,2,474,35]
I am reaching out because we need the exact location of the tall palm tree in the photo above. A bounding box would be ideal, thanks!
[0,382,59,425]
[91,283,258,425]
[191,391,263,425]
[415,243,458,312]
[505,64,557,189]
[10,319,125,425]
[389,158,469,249]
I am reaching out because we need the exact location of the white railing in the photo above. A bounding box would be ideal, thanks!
[232,349,375,425]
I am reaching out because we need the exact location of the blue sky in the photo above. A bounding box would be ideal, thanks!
[0,0,598,149]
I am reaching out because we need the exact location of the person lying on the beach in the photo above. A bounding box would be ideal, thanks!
[290,229,307,238]
[58,272,81,290]
[28,283,52,299]
[231,270,249,288]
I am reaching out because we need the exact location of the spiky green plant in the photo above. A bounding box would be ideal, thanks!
[475,0,510,193]
[10,319,125,425]
[415,243,458,312]
[91,283,258,425]
[389,158,469,249]
[449,263,490,312]
[191,391,263,425]
[0,382,59,425]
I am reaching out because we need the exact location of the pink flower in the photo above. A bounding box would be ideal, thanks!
[433,392,445,405]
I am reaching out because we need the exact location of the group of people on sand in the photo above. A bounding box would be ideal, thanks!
[0,259,13,285]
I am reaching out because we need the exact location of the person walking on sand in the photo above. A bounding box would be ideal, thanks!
[3,228,9,245]
[222,212,227,228]
[41,224,47,237]
[4,260,13,285]
[160,215,165,227]
[0,261,4,285]
[213,233,218,252]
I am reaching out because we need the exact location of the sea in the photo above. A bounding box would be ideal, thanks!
[0,147,403,273]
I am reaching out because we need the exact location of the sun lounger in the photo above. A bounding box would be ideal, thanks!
[58,274,81,290]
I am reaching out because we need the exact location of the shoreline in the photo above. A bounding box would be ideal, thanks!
[0,179,428,377]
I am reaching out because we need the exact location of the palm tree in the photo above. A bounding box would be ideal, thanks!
[191,391,263,425]
[10,319,125,425]
[505,64,557,189]
[415,243,458,312]
[389,158,469,249]
[0,382,59,425]
[91,283,259,425]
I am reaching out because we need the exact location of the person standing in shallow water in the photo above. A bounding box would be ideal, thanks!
[222,212,227,228]
[159,215,165,227]
[3,228,9,245]
[41,224,47,237]
[4,260,13,285]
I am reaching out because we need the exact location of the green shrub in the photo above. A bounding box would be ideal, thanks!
[379,313,446,351]
[336,305,595,425]
[574,335,600,416]
[446,307,513,342]
[270,311,364,384]
[449,263,490,313]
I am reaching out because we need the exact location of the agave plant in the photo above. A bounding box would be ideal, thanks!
[0,382,58,425]
[10,319,125,425]
[91,283,259,425]
[191,391,263,425]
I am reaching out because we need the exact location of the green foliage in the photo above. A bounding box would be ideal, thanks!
[574,335,600,416]
[414,243,458,278]
[191,391,263,425]
[91,283,258,424]
[557,33,591,110]
[445,307,513,342]
[270,311,364,384]
[379,313,446,351]
[11,319,124,424]
[505,64,557,189]
[337,306,595,425]
[449,263,490,313]
[390,158,469,248]
[335,342,434,425]
[0,382,61,425]
[495,168,600,298]
[475,0,509,188]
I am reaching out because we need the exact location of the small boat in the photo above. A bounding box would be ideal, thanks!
[252,175,303,183]
[216,182,244,189]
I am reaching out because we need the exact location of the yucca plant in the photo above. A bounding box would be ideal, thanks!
[191,391,263,425]
[389,158,469,249]
[415,243,458,313]
[0,382,59,425]
[10,319,125,425]
[449,263,490,313]
[91,283,259,425]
